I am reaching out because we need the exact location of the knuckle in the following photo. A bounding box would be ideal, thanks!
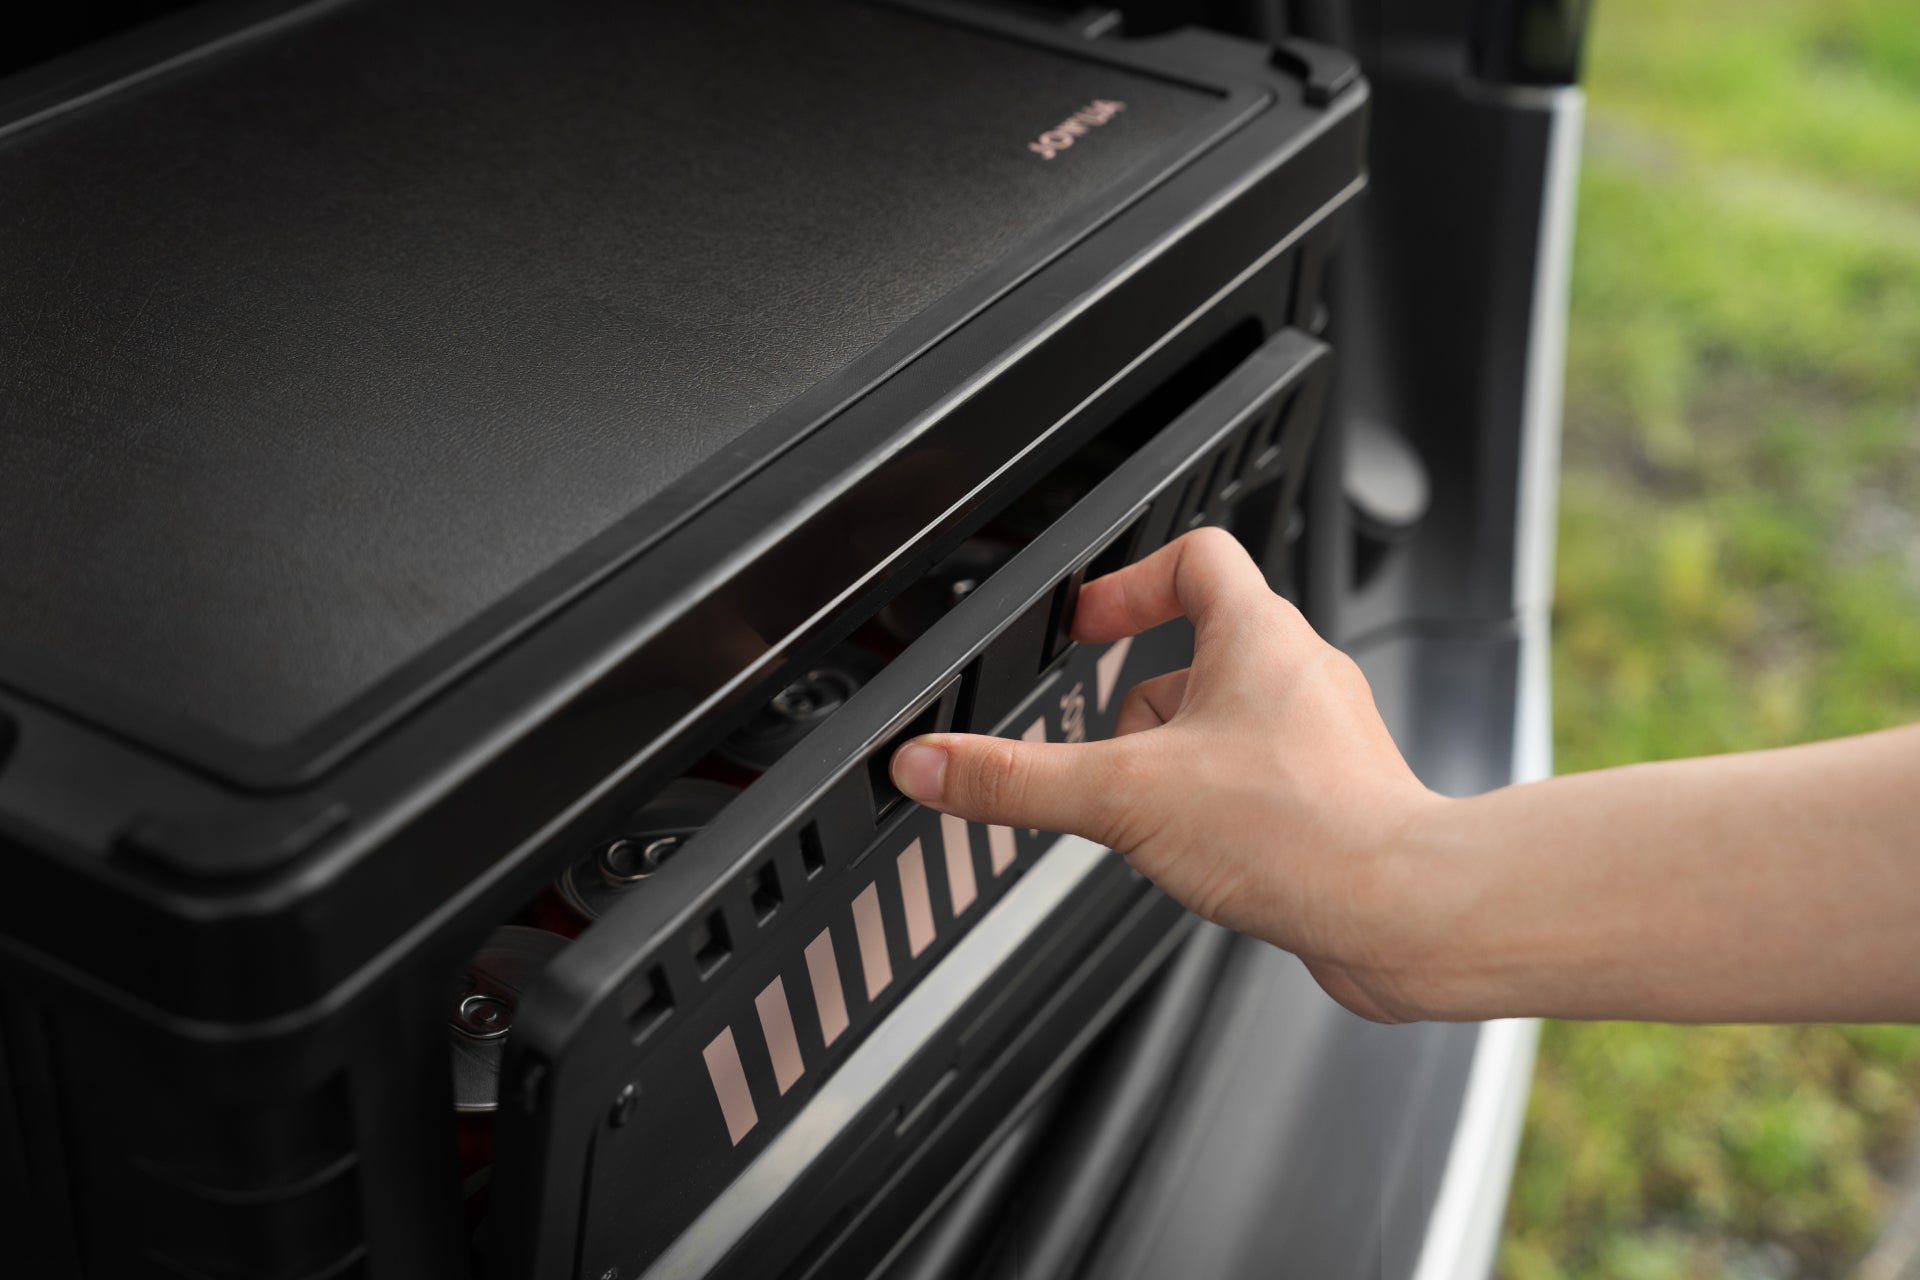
[965,739,1029,813]
[1187,863,1251,929]
[1265,592,1308,630]
[1324,647,1372,695]
[1103,740,1155,798]
[1184,524,1239,558]
[1096,742,1166,851]
[1111,569,1147,632]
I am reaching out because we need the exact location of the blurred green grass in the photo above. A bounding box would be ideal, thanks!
[1499,1,1920,1277]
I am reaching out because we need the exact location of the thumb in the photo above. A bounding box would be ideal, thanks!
[889,732,1134,844]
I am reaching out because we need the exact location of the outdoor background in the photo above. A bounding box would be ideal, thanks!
[1497,1,1920,1277]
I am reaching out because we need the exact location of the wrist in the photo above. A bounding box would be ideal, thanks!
[1367,790,1518,1022]
[1304,782,1463,1024]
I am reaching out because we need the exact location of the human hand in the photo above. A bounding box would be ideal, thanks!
[889,527,1447,1023]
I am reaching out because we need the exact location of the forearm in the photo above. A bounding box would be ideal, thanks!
[1388,724,1920,1024]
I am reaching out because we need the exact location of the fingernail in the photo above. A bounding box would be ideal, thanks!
[890,739,947,803]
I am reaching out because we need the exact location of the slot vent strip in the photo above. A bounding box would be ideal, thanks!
[699,634,1137,1145]
[701,1028,758,1146]
[754,977,805,1096]
[851,884,892,1000]
[988,826,1017,876]
[702,819,1008,1145]
[897,840,936,958]
[804,929,848,1048]
[940,814,977,915]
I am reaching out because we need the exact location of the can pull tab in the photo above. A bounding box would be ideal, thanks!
[454,992,513,1041]
[597,833,685,884]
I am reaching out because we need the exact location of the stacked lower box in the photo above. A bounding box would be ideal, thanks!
[0,980,447,1280]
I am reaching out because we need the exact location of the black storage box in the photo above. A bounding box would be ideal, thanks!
[0,2,1367,1276]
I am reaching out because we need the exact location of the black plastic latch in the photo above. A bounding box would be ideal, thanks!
[1042,512,1146,673]
[118,796,349,878]
[1270,39,1361,108]
[866,674,964,821]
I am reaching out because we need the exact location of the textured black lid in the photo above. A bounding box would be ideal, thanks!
[0,0,1220,758]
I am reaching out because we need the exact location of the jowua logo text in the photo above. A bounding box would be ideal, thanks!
[1028,99,1126,160]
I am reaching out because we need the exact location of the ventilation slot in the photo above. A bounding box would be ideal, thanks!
[799,822,827,879]
[749,862,782,924]
[691,910,732,977]
[627,967,674,1042]
[1249,393,1294,472]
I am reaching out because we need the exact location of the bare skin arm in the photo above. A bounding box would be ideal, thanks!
[889,527,1920,1025]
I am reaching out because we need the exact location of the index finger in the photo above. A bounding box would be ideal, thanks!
[1069,526,1272,644]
